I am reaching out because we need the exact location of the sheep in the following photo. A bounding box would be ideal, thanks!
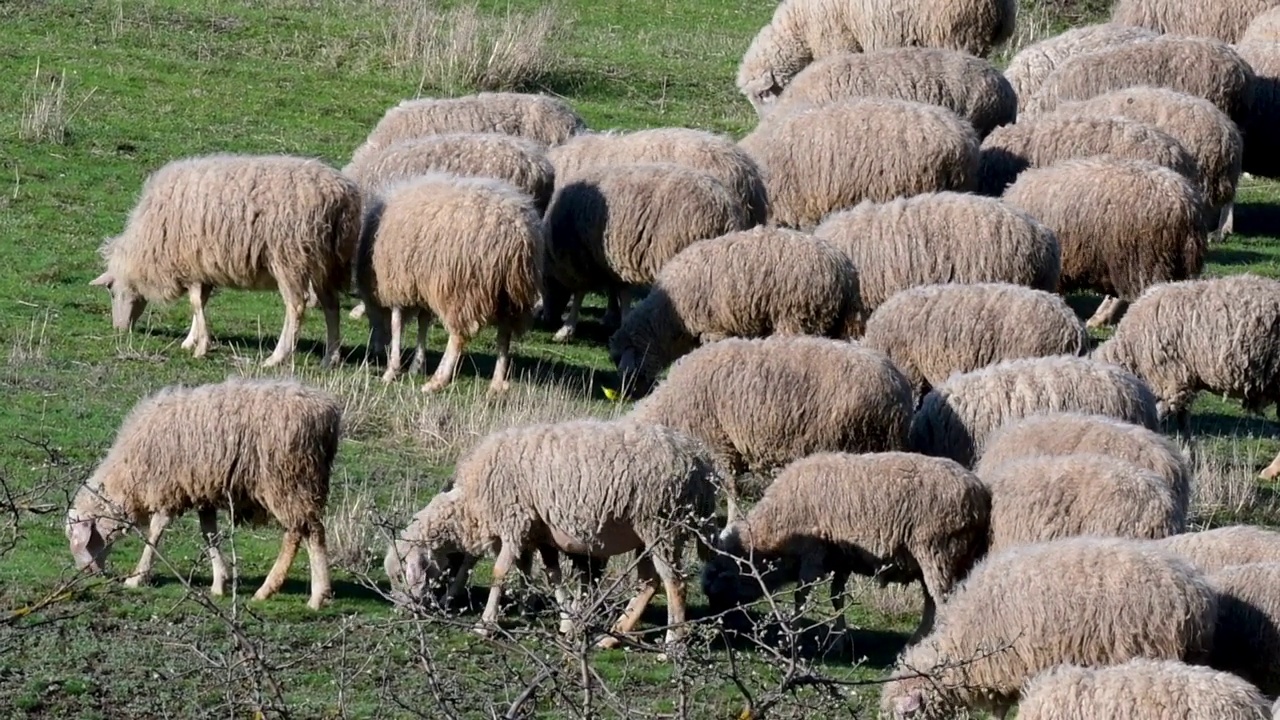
[1234,42,1280,178]
[701,451,990,645]
[539,162,752,343]
[1243,6,1280,42]
[545,128,769,225]
[861,283,1087,401]
[978,454,1185,554]
[735,0,1017,110]
[90,154,361,368]
[770,48,1016,137]
[1208,562,1280,696]
[1053,87,1244,234]
[347,93,585,170]
[880,537,1218,720]
[1003,23,1158,107]
[737,99,979,229]
[977,114,1202,196]
[1026,37,1256,122]
[355,173,543,394]
[1001,157,1208,328]
[627,336,914,520]
[65,378,340,610]
[812,192,1061,317]
[975,412,1192,523]
[1112,0,1280,43]
[1092,275,1280,477]
[1156,526,1280,572]
[909,355,1160,468]
[343,133,556,212]
[608,227,861,396]
[1017,660,1273,720]
[382,419,720,648]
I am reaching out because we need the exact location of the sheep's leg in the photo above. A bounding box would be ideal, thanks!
[477,542,519,636]
[537,547,576,636]
[650,548,688,647]
[552,293,584,343]
[1176,406,1193,439]
[408,310,430,376]
[444,554,478,610]
[304,523,332,610]
[254,528,301,602]
[184,284,212,357]
[488,323,514,395]
[381,307,404,384]
[616,287,633,322]
[601,290,622,328]
[1086,296,1127,329]
[349,301,366,320]
[124,512,171,588]
[828,569,850,640]
[198,508,228,597]
[264,284,306,367]
[424,331,467,393]
[1220,200,1235,237]
[598,553,660,650]
[1261,449,1280,480]
[317,287,342,368]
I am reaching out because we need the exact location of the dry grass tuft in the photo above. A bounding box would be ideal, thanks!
[376,0,564,92]
[1190,437,1278,527]
[19,60,95,144]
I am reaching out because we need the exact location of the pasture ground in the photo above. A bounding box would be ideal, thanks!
[1,1,1278,717]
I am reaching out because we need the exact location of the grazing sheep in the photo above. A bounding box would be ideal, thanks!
[1054,87,1244,233]
[1234,42,1280,178]
[770,48,1016,136]
[909,355,1160,468]
[1112,0,1280,43]
[862,283,1087,400]
[1208,563,1280,696]
[343,133,555,211]
[540,163,752,343]
[628,336,913,519]
[880,537,1218,719]
[1092,275,1280,477]
[702,452,990,644]
[1157,526,1280,572]
[90,154,361,367]
[383,420,719,647]
[1027,37,1256,122]
[736,0,1017,110]
[976,412,1192,523]
[1003,23,1157,107]
[738,99,979,229]
[355,173,543,394]
[1018,660,1273,720]
[1001,157,1208,328]
[545,128,769,225]
[812,192,1061,317]
[977,114,1202,196]
[347,93,585,169]
[609,227,860,395]
[979,454,1184,554]
[65,378,340,610]
[1243,6,1280,42]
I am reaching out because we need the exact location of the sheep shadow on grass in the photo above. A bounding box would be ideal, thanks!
[1228,202,1280,239]
[151,574,387,605]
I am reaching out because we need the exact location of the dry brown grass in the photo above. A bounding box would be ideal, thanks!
[376,0,565,93]
[1190,437,1279,527]
[19,60,95,144]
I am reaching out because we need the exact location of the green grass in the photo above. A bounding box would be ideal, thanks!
[2,0,1280,717]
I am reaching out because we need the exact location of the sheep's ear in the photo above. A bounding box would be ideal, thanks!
[894,690,923,716]
[89,272,114,287]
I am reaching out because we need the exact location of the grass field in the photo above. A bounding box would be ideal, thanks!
[2,0,1279,717]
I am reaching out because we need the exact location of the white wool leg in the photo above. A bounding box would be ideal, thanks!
[254,528,301,602]
[264,286,305,367]
[649,549,688,646]
[198,508,228,597]
[424,332,466,393]
[381,307,405,384]
[489,324,514,395]
[477,542,520,633]
[318,288,342,368]
[184,284,211,357]
[305,524,332,610]
[124,512,172,588]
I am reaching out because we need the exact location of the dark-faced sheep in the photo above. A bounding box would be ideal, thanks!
[355,174,543,394]
[1112,0,1280,43]
[1003,23,1157,107]
[1027,37,1256,122]
[1001,157,1207,328]
[702,452,990,644]
[738,99,979,229]
[812,192,1061,317]
[862,282,1086,401]
[65,378,341,610]
[1208,562,1280,697]
[608,227,860,396]
[736,0,1017,110]
[627,336,913,520]
[880,537,1218,719]
[770,48,1016,136]
[1018,660,1273,720]
[976,412,1192,523]
[909,355,1160,468]
[91,154,362,367]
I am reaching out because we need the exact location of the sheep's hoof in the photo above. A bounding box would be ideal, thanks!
[181,336,196,350]
[261,355,285,368]
[307,594,330,611]
[552,327,575,343]
[380,370,399,384]
[595,634,622,650]
[422,379,448,393]
[210,583,225,597]
[472,623,494,638]
[487,381,511,396]
[122,574,149,589]
[1260,462,1280,480]
[348,304,366,320]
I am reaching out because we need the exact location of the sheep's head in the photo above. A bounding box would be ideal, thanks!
[743,71,784,114]
[385,489,472,605]
[89,270,146,331]
[879,644,954,720]
[64,488,128,573]
[700,523,787,621]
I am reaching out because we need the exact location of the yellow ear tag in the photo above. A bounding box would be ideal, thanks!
[602,386,620,401]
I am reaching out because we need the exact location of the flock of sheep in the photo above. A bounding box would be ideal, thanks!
[64,0,1280,717]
